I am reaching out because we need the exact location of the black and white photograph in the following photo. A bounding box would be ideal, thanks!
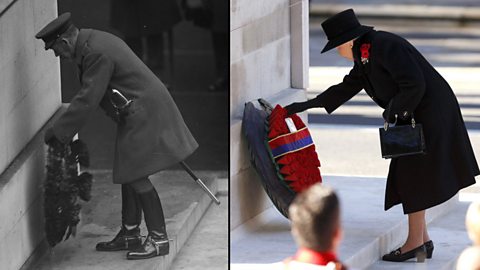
[0,0,227,269]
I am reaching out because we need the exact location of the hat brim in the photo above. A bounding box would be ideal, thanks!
[321,25,373,53]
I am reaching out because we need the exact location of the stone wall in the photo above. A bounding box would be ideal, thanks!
[0,1,61,269]
[230,0,309,230]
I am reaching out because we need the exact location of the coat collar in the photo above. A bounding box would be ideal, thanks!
[74,29,93,66]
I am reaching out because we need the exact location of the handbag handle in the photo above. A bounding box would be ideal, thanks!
[384,113,416,131]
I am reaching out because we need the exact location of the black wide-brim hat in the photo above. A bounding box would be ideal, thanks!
[321,9,373,53]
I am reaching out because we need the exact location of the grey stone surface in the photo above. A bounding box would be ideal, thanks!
[230,37,291,119]
[0,0,60,174]
[0,0,62,260]
[230,0,290,32]
[290,0,310,89]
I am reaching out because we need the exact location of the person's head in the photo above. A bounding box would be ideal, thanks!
[35,12,79,60]
[466,201,480,245]
[289,183,342,252]
[320,9,373,61]
[456,246,480,270]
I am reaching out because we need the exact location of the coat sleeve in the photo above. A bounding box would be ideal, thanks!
[52,52,114,143]
[376,37,426,121]
[313,63,364,114]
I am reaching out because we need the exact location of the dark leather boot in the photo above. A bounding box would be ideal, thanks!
[126,188,169,260]
[126,231,169,260]
[96,226,142,251]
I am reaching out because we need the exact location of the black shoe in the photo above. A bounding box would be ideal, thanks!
[382,244,427,262]
[424,240,434,259]
[96,226,142,251]
[126,232,169,260]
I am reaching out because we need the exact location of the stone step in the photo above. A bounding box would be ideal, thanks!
[171,178,228,270]
[367,201,471,270]
[27,170,224,270]
[230,175,465,270]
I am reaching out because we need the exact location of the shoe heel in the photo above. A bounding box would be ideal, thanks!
[416,250,427,263]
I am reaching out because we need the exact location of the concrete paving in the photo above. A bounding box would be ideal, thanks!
[27,170,227,270]
[230,175,471,270]
[369,202,471,270]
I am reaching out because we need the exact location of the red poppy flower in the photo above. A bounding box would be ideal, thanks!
[360,43,371,64]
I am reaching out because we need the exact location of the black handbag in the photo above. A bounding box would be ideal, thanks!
[379,115,426,159]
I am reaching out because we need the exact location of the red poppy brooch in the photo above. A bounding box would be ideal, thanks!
[360,43,371,65]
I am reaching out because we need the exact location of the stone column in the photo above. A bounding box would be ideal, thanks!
[0,1,61,269]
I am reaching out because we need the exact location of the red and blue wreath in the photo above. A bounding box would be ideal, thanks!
[266,104,322,193]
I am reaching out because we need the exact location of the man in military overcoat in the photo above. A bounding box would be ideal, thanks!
[36,13,198,260]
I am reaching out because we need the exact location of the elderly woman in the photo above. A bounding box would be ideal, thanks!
[286,9,479,262]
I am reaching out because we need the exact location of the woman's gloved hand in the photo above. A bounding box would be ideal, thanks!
[285,97,323,116]
[285,102,310,116]
[382,109,397,124]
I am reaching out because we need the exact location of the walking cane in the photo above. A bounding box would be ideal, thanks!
[180,161,221,205]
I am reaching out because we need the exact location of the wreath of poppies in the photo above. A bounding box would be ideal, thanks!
[266,105,322,193]
[44,139,92,247]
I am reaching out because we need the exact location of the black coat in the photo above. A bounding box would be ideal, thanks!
[316,30,479,214]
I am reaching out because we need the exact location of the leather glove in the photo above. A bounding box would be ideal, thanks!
[44,127,62,146]
[285,96,324,116]
[382,109,397,124]
[285,102,309,116]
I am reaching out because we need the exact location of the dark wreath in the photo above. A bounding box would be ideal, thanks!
[44,139,92,247]
[242,99,322,218]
